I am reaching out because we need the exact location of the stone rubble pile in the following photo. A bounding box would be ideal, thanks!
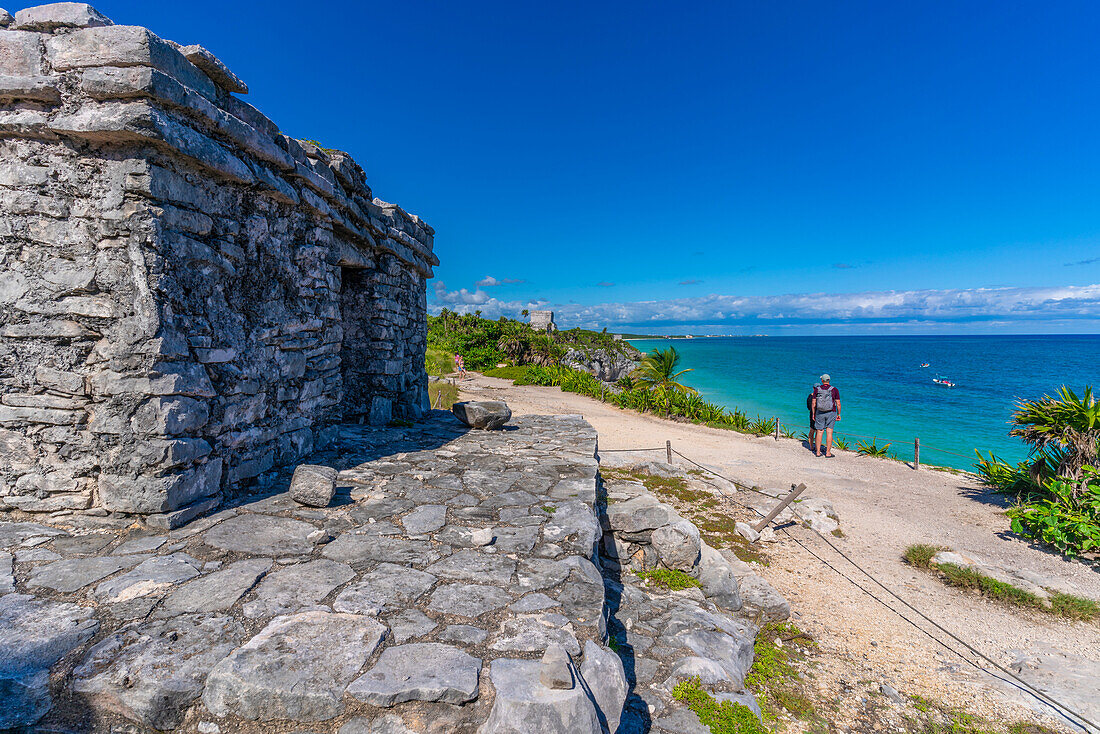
[0,412,794,733]
[0,2,436,522]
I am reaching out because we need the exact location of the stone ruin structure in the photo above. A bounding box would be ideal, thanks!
[529,310,557,333]
[0,3,436,524]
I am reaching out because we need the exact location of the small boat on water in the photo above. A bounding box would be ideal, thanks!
[932,377,956,388]
[920,363,930,368]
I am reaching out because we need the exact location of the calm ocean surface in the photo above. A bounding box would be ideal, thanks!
[628,335,1100,471]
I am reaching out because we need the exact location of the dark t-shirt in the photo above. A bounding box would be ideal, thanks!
[812,385,840,413]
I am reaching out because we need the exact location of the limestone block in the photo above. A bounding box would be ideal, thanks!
[99,457,222,513]
[178,44,247,94]
[35,366,85,395]
[346,643,482,706]
[652,519,702,572]
[289,464,336,507]
[0,31,45,76]
[0,75,60,103]
[451,400,511,430]
[697,542,742,612]
[578,640,628,733]
[131,396,210,435]
[46,25,217,99]
[13,3,112,31]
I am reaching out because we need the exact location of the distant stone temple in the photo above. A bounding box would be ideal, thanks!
[529,310,557,332]
[0,4,436,523]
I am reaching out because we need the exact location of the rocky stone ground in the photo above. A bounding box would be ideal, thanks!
[0,412,786,733]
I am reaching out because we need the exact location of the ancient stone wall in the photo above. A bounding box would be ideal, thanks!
[0,4,436,523]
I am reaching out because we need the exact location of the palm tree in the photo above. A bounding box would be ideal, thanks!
[633,347,698,396]
[1010,386,1100,492]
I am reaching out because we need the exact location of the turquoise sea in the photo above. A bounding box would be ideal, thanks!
[628,335,1100,471]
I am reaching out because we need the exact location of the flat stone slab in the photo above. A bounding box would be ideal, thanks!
[160,558,272,615]
[322,534,445,568]
[27,555,142,593]
[427,583,511,618]
[203,610,387,722]
[91,553,202,604]
[347,642,482,706]
[400,504,448,534]
[202,514,317,555]
[426,549,516,584]
[72,614,246,730]
[491,613,581,656]
[333,563,436,615]
[0,522,66,549]
[241,559,354,619]
[0,593,100,729]
[387,609,437,643]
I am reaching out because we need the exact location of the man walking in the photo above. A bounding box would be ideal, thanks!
[811,373,841,457]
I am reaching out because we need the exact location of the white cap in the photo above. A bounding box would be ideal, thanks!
[820,374,831,382]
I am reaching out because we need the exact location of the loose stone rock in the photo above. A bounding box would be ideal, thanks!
[72,614,245,730]
[347,642,482,706]
[202,611,387,721]
[289,464,337,507]
[652,519,701,572]
[451,400,512,430]
[539,643,574,689]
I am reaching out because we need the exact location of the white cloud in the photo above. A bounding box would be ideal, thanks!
[476,276,526,287]
[429,282,1100,330]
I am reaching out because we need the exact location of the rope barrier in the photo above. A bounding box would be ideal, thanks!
[608,443,1098,733]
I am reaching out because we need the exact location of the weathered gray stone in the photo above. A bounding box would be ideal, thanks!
[178,44,248,94]
[697,543,742,611]
[427,583,511,618]
[400,504,448,534]
[426,549,516,584]
[241,559,354,618]
[203,514,316,555]
[0,521,66,549]
[340,715,416,734]
[0,593,99,729]
[511,592,559,612]
[439,624,488,645]
[386,608,437,643]
[13,2,112,31]
[452,400,512,430]
[491,613,581,656]
[90,552,201,604]
[578,640,628,734]
[671,629,754,689]
[323,533,444,568]
[541,500,600,557]
[734,521,760,543]
[72,614,245,730]
[112,535,166,555]
[652,519,701,572]
[160,558,271,615]
[793,497,839,534]
[347,642,482,706]
[0,551,12,594]
[289,464,337,507]
[480,658,600,734]
[202,611,387,721]
[333,563,436,614]
[539,643,574,689]
[605,495,674,533]
[516,558,571,591]
[737,573,790,622]
[27,554,142,592]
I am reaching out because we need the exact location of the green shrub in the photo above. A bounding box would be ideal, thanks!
[1006,467,1100,557]
[903,543,946,569]
[483,365,532,381]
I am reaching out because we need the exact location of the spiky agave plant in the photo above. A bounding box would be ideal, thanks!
[1010,387,1100,491]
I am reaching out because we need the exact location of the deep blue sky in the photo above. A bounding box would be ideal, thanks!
[77,1,1100,333]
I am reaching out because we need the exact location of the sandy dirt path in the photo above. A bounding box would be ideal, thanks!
[455,373,1100,731]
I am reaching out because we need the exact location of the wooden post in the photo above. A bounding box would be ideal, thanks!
[666,440,673,464]
[774,416,780,441]
[753,483,807,533]
[914,437,920,470]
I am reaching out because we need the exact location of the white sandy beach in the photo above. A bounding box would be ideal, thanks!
[456,371,1100,730]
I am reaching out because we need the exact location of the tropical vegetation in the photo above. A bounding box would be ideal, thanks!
[975,386,1100,558]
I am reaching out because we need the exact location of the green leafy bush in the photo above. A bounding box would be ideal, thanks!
[635,568,701,590]
[672,677,767,734]
[856,439,891,457]
[1006,467,1100,557]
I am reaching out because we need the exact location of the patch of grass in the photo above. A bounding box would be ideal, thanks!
[745,623,819,723]
[635,568,701,591]
[672,677,767,734]
[540,505,557,514]
[937,562,1041,608]
[725,534,769,566]
[831,528,846,538]
[425,347,455,377]
[1049,591,1100,621]
[903,543,947,569]
[904,695,1061,734]
[428,380,459,410]
[906,546,1100,623]
[483,365,532,380]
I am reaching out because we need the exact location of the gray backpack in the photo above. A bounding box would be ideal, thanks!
[814,384,834,412]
